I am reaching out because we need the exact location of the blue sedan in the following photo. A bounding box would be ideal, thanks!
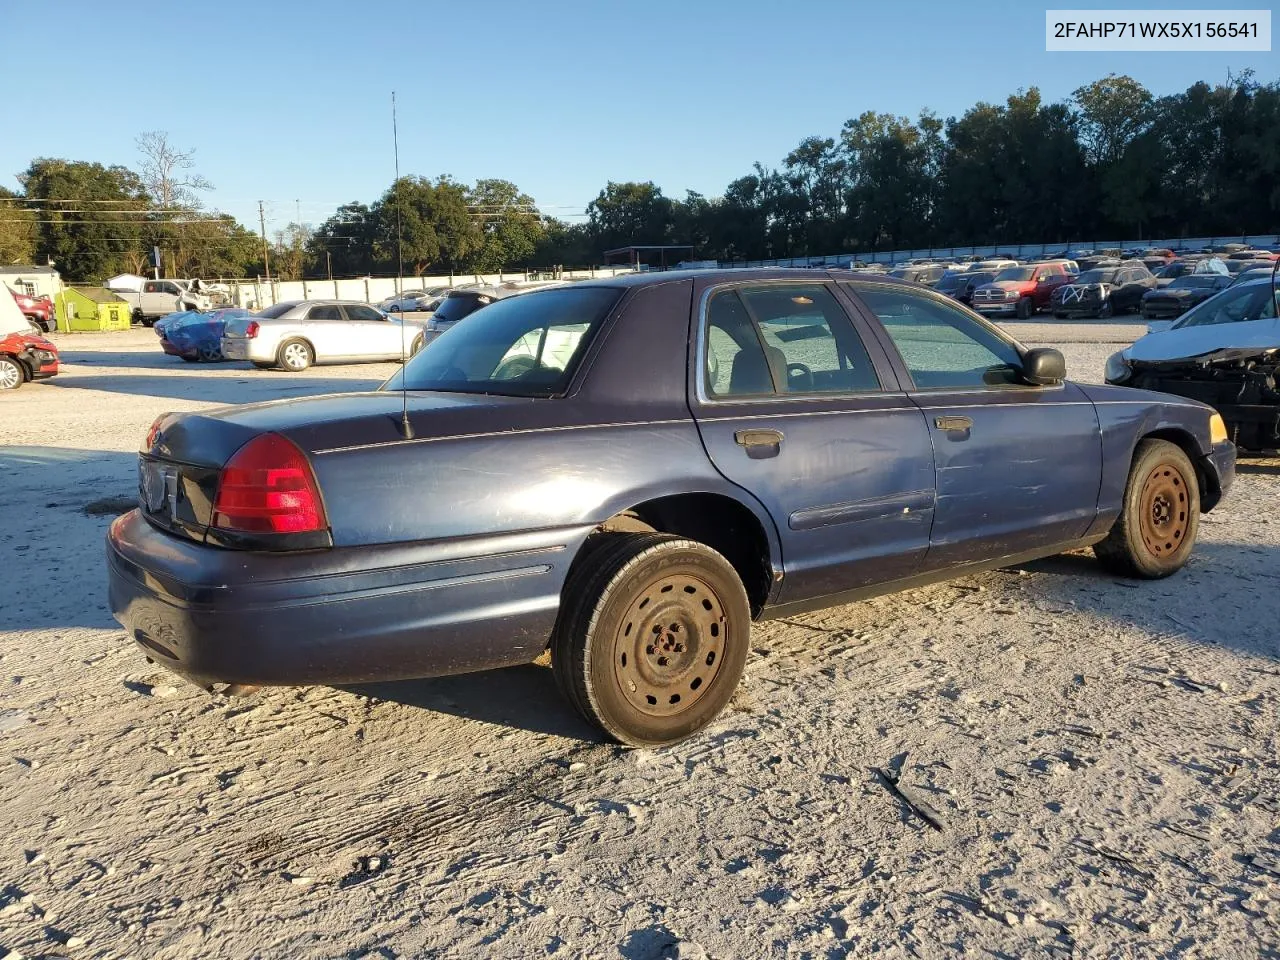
[107,270,1235,746]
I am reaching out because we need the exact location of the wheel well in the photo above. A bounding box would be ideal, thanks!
[277,336,314,356]
[1140,428,1219,509]
[2,353,31,381]
[593,493,774,617]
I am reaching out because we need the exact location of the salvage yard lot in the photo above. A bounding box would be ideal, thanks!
[1,326,1277,959]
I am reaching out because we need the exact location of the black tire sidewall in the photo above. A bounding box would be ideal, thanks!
[277,339,312,371]
[569,537,750,746]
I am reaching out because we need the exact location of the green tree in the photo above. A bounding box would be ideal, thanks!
[466,179,544,272]
[1072,74,1154,167]
[586,181,676,254]
[307,202,381,277]
[0,187,37,264]
[20,158,150,281]
[373,176,480,275]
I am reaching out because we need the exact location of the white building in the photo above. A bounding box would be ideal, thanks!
[0,264,63,300]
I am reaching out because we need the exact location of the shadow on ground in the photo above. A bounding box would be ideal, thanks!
[346,661,605,743]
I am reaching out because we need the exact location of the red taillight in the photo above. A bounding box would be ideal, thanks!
[211,433,327,534]
[244,320,260,338]
[144,415,167,450]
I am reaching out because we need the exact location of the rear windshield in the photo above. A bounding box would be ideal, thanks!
[256,302,297,319]
[1076,270,1117,284]
[431,293,491,323]
[387,287,622,397]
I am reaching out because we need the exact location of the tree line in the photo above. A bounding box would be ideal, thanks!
[3,72,1277,284]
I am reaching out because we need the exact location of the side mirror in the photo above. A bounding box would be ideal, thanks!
[1021,347,1066,385]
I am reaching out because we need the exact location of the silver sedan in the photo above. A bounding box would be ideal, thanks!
[221,300,431,371]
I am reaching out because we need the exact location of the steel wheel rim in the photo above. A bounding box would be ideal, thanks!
[612,573,728,717]
[1138,460,1189,557]
[283,344,308,369]
[0,361,20,389]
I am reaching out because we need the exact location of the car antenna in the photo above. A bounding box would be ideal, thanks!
[392,90,413,440]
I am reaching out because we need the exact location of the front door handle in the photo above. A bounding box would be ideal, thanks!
[934,415,973,431]
[735,428,784,448]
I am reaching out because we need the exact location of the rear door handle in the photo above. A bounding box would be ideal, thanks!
[934,416,973,431]
[735,429,783,448]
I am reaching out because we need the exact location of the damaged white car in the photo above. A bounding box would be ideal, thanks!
[1106,276,1280,450]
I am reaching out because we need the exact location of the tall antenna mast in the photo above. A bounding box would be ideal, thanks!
[392,90,413,440]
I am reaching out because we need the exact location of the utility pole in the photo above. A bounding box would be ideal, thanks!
[326,250,333,280]
[258,200,272,282]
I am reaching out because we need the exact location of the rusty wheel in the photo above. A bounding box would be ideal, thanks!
[553,534,750,746]
[613,573,727,718]
[1137,461,1190,558]
[1096,439,1200,579]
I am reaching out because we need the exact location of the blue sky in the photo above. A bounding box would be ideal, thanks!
[2,0,1273,234]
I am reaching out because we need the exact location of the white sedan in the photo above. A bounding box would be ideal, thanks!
[221,300,430,371]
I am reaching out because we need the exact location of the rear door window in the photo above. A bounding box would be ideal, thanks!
[307,305,343,321]
[702,283,882,398]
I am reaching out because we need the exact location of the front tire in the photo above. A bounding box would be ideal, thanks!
[276,339,313,371]
[1097,301,1113,319]
[1015,296,1033,320]
[552,534,751,747]
[0,356,24,390]
[1095,439,1200,578]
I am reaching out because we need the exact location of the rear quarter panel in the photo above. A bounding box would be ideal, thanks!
[305,276,783,587]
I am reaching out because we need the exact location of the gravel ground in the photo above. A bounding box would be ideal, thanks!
[1,324,1277,960]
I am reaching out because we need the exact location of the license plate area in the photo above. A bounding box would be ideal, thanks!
[137,457,218,541]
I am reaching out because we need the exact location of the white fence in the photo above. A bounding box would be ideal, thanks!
[222,266,637,309]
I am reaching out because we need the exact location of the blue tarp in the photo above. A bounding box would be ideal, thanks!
[157,309,251,361]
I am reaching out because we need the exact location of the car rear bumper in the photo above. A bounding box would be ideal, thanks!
[107,509,589,688]
[221,338,272,362]
[1141,303,1186,319]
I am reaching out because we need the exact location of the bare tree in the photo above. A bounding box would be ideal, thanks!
[136,131,214,276]
[135,131,212,209]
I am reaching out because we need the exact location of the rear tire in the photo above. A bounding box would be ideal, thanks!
[0,356,24,390]
[276,339,313,371]
[552,533,751,747]
[1094,439,1199,579]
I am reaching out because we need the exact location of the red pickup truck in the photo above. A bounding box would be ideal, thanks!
[969,262,1074,319]
[8,288,56,332]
